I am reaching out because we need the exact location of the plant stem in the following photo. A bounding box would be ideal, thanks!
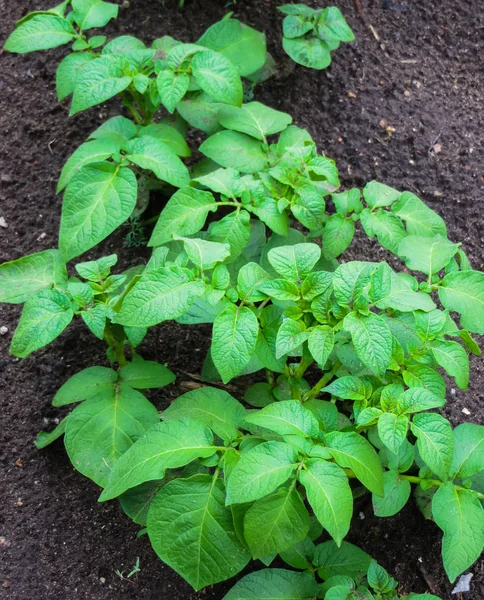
[294,357,313,380]
[104,323,128,368]
[400,475,484,500]
[290,384,301,401]
[302,361,341,402]
[344,469,484,501]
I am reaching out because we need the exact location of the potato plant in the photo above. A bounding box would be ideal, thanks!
[2,2,484,599]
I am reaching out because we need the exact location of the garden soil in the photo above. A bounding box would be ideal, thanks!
[1,0,483,598]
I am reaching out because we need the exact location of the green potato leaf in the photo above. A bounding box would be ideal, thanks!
[268,243,321,283]
[397,235,460,275]
[53,365,118,406]
[148,474,250,590]
[439,270,484,334]
[392,191,447,237]
[325,431,384,495]
[275,319,310,358]
[100,418,217,500]
[4,14,76,53]
[372,470,411,517]
[57,138,120,192]
[322,214,355,259]
[318,7,355,43]
[225,441,297,505]
[315,541,372,579]
[212,304,259,383]
[282,36,331,70]
[245,400,319,438]
[71,0,118,31]
[322,376,367,401]
[360,209,406,254]
[138,123,191,157]
[343,312,392,377]
[192,49,243,106]
[56,52,94,102]
[377,413,409,455]
[223,568,319,600]
[244,487,310,558]
[0,249,67,304]
[126,136,189,188]
[198,18,266,77]
[115,266,205,327]
[410,413,453,481]
[70,55,132,116]
[397,388,445,415]
[162,387,246,442]
[149,187,218,247]
[432,482,484,582]
[59,163,137,260]
[218,102,292,141]
[10,289,73,358]
[450,423,484,479]
[200,130,268,173]
[299,459,353,545]
[431,339,469,390]
[119,360,175,389]
[157,69,190,113]
[370,263,435,312]
[65,384,159,487]
[363,181,400,209]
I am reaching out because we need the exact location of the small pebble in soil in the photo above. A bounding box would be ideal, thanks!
[0,216,7,228]
[462,407,471,415]
[0,326,8,335]
[452,573,473,594]
[451,388,456,396]
[359,511,365,520]
[100,577,106,584]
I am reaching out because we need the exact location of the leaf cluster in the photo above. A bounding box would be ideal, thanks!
[278,4,355,69]
[2,3,484,599]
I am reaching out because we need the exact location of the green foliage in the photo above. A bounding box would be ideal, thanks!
[2,3,483,599]
[278,4,354,69]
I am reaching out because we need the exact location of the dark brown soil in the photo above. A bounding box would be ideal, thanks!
[0,0,483,598]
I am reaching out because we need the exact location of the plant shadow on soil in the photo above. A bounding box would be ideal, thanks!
[0,0,483,598]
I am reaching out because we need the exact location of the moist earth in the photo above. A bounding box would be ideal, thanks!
[0,0,483,598]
